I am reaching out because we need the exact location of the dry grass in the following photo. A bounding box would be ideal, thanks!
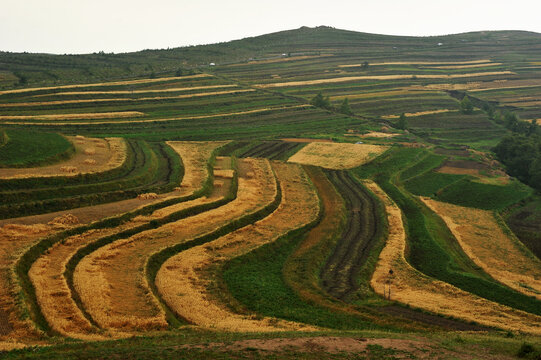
[338,60,492,68]
[155,162,319,332]
[421,198,541,300]
[360,132,399,138]
[0,112,144,120]
[382,109,454,119]
[364,180,541,335]
[0,137,127,179]
[34,84,237,96]
[73,158,278,331]
[330,89,429,101]
[2,105,311,126]
[0,74,212,96]
[281,138,333,143]
[226,55,333,67]
[288,142,388,170]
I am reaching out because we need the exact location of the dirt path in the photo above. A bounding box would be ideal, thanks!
[155,162,319,332]
[365,180,541,335]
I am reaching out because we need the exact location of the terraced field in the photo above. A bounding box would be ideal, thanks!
[1,26,541,358]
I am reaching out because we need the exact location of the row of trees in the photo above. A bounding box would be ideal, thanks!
[310,92,353,115]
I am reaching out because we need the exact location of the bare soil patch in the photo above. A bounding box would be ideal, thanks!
[382,109,454,119]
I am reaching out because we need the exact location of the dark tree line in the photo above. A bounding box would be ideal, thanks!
[310,92,353,115]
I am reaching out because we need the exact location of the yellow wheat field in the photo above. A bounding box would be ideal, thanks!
[365,180,541,335]
[360,132,399,138]
[1,105,311,126]
[35,84,238,96]
[0,137,126,179]
[73,158,277,331]
[0,74,212,96]
[338,60,492,68]
[155,162,319,332]
[381,109,454,119]
[421,198,541,300]
[255,72,515,88]
[0,112,144,121]
[330,89,431,101]
[288,142,388,170]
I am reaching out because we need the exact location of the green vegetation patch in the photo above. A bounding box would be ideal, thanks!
[0,129,74,167]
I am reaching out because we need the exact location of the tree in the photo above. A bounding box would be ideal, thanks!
[460,95,474,114]
[339,98,353,115]
[310,92,332,110]
[396,113,408,130]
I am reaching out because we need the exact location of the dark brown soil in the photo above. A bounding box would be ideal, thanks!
[442,160,489,170]
[434,148,470,157]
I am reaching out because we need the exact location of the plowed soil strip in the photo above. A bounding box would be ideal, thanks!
[288,142,388,170]
[255,72,515,88]
[365,180,541,335]
[320,171,379,301]
[156,162,319,332]
[74,158,275,331]
[0,136,126,180]
[0,74,212,96]
[26,143,223,338]
[421,198,541,300]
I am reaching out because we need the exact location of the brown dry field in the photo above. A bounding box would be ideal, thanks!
[288,142,388,170]
[422,63,502,69]
[14,142,224,339]
[437,166,482,176]
[382,109,454,119]
[410,79,541,92]
[505,100,541,107]
[365,180,541,335]
[0,74,212,96]
[280,138,334,143]
[156,161,319,332]
[74,158,277,331]
[338,60,492,68]
[0,136,126,180]
[421,198,541,300]
[255,72,514,88]
[0,112,144,120]
[2,105,311,126]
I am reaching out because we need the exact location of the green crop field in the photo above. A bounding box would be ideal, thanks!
[1,26,541,359]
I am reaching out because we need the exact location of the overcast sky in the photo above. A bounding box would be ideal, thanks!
[2,0,541,54]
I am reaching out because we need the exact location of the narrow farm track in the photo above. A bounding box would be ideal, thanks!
[155,162,319,332]
[320,170,379,301]
[366,180,541,335]
[73,158,275,331]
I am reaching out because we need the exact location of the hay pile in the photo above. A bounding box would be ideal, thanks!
[138,193,159,200]
[48,214,79,228]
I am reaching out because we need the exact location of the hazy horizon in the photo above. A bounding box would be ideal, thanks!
[2,0,541,55]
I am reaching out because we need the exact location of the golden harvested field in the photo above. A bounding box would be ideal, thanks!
[365,180,541,334]
[35,84,238,96]
[0,136,126,179]
[381,109,454,119]
[0,74,212,96]
[421,63,502,69]
[338,60,492,67]
[411,79,541,92]
[2,105,311,126]
[155,162,319,332]
[73,158,277,331]
[0,224,57,345]
[288,142,388,169]
[0,112,144,120]
[421,198,541,300]
[359,132,399,138]
[330,89,430,101]
[255,72,514,88]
